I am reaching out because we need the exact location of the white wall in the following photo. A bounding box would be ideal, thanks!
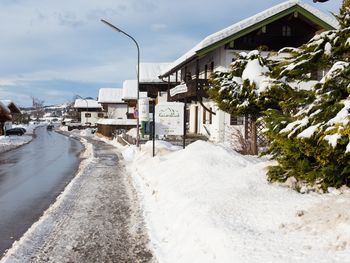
[4,122,12,130]
[179,46,253,142]
[81,111,105,126]
[187,101,245,144]
[157,92,168,103]
[107,104,128,119]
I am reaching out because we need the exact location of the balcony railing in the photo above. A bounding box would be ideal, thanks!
[168,78,209,101]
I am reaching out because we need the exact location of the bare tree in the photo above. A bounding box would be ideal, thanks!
[31,96,45,120]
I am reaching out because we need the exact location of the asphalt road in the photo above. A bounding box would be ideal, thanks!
[0,126,82,255]
[1,135,154,263]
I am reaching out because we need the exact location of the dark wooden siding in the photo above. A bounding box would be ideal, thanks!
[232,14,322,51]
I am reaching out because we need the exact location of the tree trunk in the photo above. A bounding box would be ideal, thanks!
[251,116,258,155]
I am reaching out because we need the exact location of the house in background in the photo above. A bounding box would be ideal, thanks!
[97,88,133,137]
[98,88,126,119]
[139,63,177,103]
[159,0,337,144]
[0,101,11,135]
[73,98,104,126]
[122,80,148,119]
[96,83,148,138]
[0,100,21,131]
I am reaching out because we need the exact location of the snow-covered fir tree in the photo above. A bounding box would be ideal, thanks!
[208,50,303,154]
[209,0,350,189]
[265,0,350,189]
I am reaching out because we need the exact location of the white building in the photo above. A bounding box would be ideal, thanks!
[98,88,127,120]
[159,0,337,144]
[96,84,148,138]
[73,99,104,126]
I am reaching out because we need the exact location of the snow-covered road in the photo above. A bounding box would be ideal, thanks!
[1,136,154,263]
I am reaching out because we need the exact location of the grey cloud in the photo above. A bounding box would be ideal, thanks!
[57,11,84,27]
[86,5,128,20]
[151,23,168,32]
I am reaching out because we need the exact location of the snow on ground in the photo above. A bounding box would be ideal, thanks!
[0,136,32,153]
[122,140,350,263]
[0,123,44,153]
[1,133,154,263]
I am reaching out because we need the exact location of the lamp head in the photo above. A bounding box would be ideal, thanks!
[101,19,122,32]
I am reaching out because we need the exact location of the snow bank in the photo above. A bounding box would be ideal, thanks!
[0,135,32,153]
[124,140,350,263]
[0,123,44,153]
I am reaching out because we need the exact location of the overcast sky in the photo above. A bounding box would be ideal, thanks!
[0,0,342,107]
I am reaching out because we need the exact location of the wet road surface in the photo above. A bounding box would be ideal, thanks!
[0,127,82,255]
[1,135,154,263]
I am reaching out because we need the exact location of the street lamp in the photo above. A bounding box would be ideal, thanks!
[101,19,140,147]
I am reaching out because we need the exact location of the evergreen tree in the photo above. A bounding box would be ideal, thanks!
[209,50,273,154]
[208,49,308,154]
[209,1,350,189]
[265,0,350,189]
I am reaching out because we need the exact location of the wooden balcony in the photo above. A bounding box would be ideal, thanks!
[168,78,209,102]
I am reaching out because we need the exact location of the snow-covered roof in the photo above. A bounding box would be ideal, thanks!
[0,100,12,107]
[0,100,10,115]
[160,0,338,77]
[140,63,176,83]
[0,100,21,113]
[122,80,148,100]
[73,99,102,109]
[98,88,123,103]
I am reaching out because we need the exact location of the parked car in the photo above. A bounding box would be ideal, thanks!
[5,128,25,136]
[18,127,26,133]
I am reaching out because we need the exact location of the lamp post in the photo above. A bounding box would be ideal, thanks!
[101,19,140,147]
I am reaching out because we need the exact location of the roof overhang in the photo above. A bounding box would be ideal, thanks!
[197,5,336,57]
[160,1,338,78]
[159,54,197,79]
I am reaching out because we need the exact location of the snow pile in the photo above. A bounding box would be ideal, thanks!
[66,128,96,138]
[124,140,350,263]
[80,128,95,137]
[15,123,44,135]
[0,123,44,153]
[0,135,32,153]
[126,128,138,138]
[241,55,269,92]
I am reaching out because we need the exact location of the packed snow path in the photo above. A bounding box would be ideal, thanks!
[1,136,154,263]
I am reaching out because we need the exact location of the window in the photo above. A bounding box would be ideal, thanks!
[204,64,208,79]
[230,115,243,125]
[243,36,253,45]
[85,113,91,117]
[210,62,214,73]
[282,25,292,37]
[98,113,104,118]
